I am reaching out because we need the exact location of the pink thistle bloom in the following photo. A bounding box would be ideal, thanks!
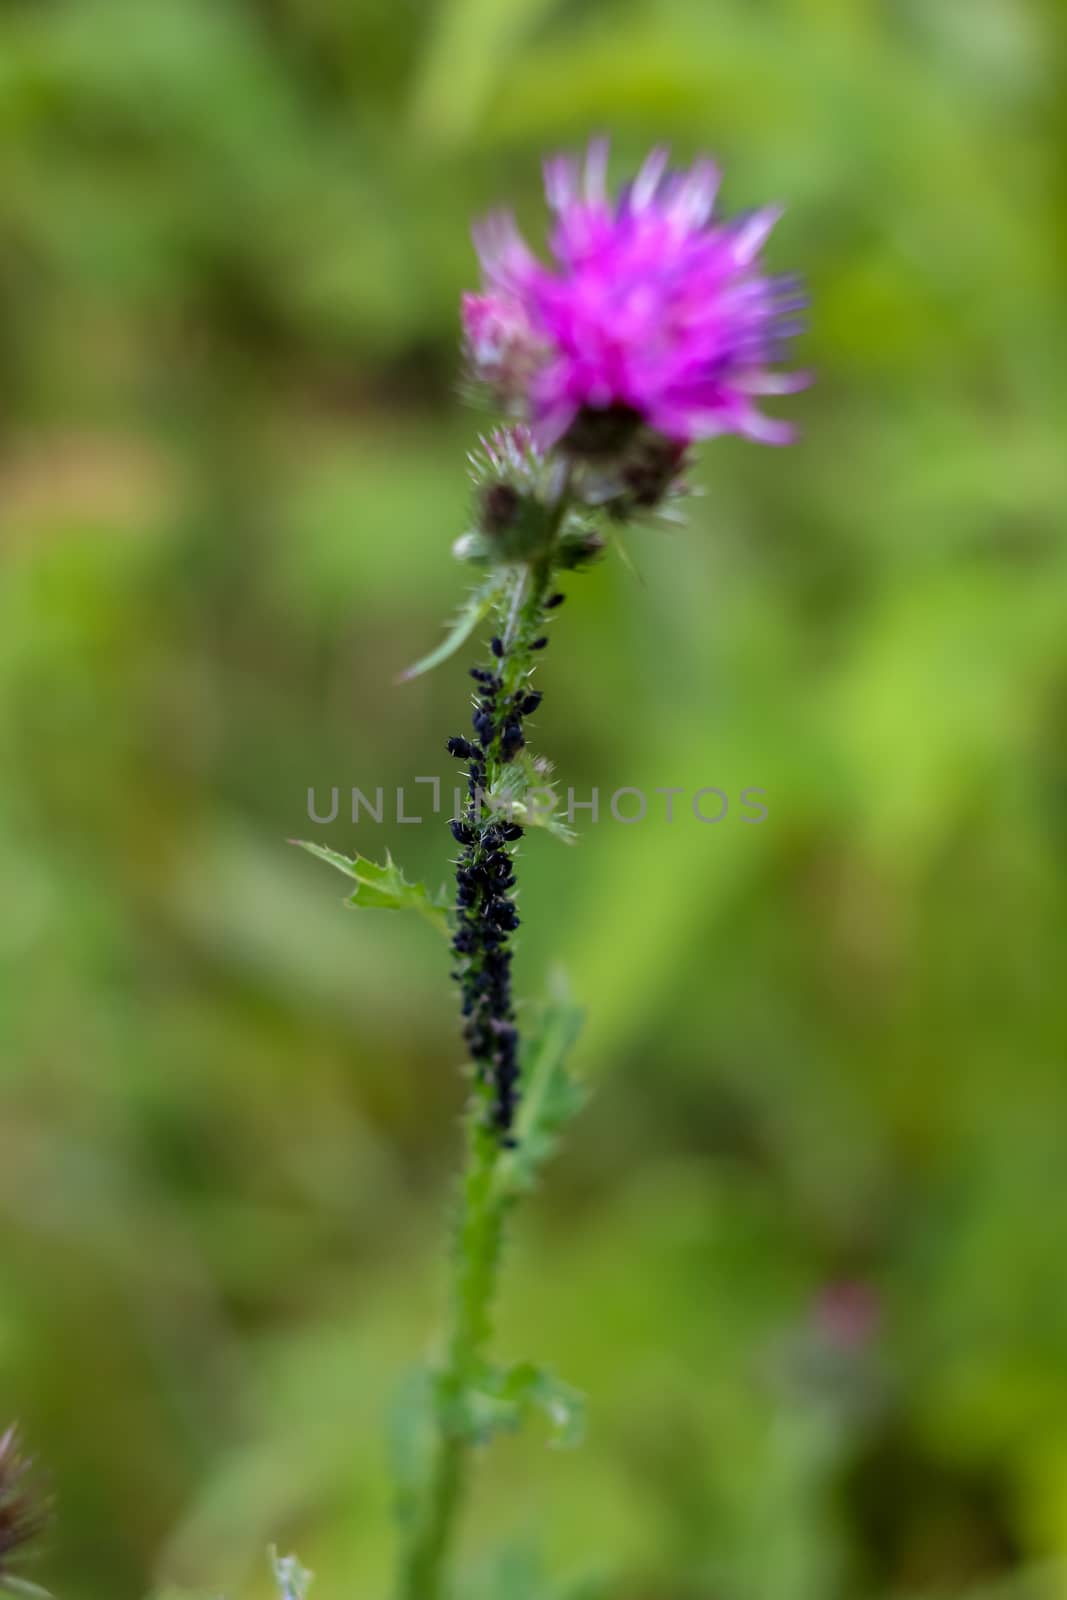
[463,139,809,451]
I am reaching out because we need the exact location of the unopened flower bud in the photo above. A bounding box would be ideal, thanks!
[556,519,606,570]
[623,435,687,507]
[480,482,522,536]
[463,428,561,565]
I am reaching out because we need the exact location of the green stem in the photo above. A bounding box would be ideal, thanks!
[398,1112,501,1600]
[397,525,563,1600]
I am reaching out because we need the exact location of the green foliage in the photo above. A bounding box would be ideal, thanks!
[479,1362,586,1451]
[490,754,577,845]
[431,1359,584,1451]
[498,990,587,1198]
[293,841,451,935]
[398,574,510,682]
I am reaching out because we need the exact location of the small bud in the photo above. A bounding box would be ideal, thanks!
[530,636,549,651]
[545,592,566,609]
[556,520,606,570]
[464,427,565,566]
[613,434,689,516]
[480,481,522,536]
[490,636,505,658]
[447,736,477,760]
[450,820,474,845]
[519,691,543,715]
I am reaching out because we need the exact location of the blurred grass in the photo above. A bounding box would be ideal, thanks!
[2,0,1067,1597]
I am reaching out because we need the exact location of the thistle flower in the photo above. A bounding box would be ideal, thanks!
[0,1427,48,1595]
[325,135,810,1600]
[463,138,808,454]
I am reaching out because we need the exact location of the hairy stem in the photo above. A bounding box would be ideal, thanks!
[397,1113,500,1600]
[396,551,559,1600]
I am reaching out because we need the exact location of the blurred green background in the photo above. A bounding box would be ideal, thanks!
[2,0,1067,1596]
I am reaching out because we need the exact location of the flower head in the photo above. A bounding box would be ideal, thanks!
[463,140,808,452]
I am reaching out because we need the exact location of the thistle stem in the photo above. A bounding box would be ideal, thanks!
[397,1113,500,1600]
[396,552,558,1600]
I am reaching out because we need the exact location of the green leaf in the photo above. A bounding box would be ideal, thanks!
[464,1361,586,1450]
[509,798,576,843]
[397,572,507,681]
[498,1361,587,1449]
[269,1548,312,1600]
[498,978,587,1197]
[387,1367,437,1528]
[292,841,451,935]
[490,754,576,844]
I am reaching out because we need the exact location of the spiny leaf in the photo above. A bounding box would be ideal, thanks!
[507,795,576,844]
[499,1362,586,1450]
[397,572,508,682]
[610,528,646,585]
[292,841,451,935]
[463,1362,586,1450]
[498,980,587,1198]
[490,754,576,844]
